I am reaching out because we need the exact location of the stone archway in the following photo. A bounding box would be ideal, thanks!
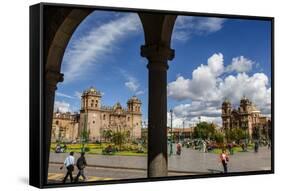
[44,6,177,183]
[43,7,93,184]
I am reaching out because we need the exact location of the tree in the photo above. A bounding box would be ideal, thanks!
[213,131,224,144]
[112,132,126,151]
[193,122,215,140]
[102,129,113,142]
[225,128,247,144]
[267,120,272,141]
[141,128,148,145]
[80,129,90,152]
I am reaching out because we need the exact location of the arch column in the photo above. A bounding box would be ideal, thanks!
[139,13,177,177]
[142,45,174,177]
[44,70,63,183]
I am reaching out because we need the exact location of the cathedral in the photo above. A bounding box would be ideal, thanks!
[51,87,142,142]
[221,96,270,138]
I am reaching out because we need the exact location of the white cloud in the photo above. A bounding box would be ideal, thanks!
[74,91,82,99]
[173,101,221,118]
[167,53,223,101]
[167,112,185,128]
[62,13,141,82]
[226,56,254,73]
[207,52,224,76]
[168,53,271,126]
[197,18,225,32]
[173,30,191,41]
[125,80,139,92]
[173,16,225,42]
[168,101,222,127]
[219,72,270,114]
[56,92,74,99]
[136,90,145,95]
[54,101,71,113]
[120,69,144,95]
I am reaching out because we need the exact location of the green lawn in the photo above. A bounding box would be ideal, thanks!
[50,143,147,157]
[210,145,254,154]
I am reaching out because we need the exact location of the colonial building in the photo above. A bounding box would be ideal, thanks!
[51,87,142,142]
[51,111,80,142]
[221,96,270,138]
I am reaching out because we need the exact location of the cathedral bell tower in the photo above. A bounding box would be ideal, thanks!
[239,95,253,137]
[239,95,251,114]
[127,96,142,113]
[221,98,232,130]
[81,87,101,111]
[126,96,142,139]
[79,87,102,141]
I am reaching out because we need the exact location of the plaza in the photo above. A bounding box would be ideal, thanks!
[38,6,272,184]
[48,145,271,183]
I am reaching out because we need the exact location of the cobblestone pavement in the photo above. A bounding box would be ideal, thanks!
[48,146,271,182]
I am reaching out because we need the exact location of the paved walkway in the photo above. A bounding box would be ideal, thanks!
[48,172,113,183]
[48,146,271,182]
[168,146,271,173]
[48,163,190,183]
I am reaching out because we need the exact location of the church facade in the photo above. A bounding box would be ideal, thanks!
[221,96,270,138]
[51,87,142,142]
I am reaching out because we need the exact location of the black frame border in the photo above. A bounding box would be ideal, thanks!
[29,2,275,189]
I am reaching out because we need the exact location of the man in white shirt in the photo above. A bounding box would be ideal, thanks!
[62,151,75,183]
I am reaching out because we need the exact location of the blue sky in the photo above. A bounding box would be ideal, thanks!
[54,11,272,127]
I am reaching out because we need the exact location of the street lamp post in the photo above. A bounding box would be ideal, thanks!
[191,123,195,140]
[182,120,185,143]
[169,109,173,156]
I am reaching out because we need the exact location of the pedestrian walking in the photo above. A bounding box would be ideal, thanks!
[202,141,207,153]
[61,151,75,183]
[176,142,182,155]
[254,141,259,153]
[220,149,229,173]
[75,152,88,182]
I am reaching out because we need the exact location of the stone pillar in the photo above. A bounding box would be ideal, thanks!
[44,70,63,183]
[141,44,174,177]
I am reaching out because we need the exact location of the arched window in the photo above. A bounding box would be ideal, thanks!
[103,114,106,120]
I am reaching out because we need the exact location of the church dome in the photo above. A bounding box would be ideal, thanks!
[127,96,141,104]
[240,95,251,105]
[83,87,101,97]
[222,98,231,105]
[113,102,122,110]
